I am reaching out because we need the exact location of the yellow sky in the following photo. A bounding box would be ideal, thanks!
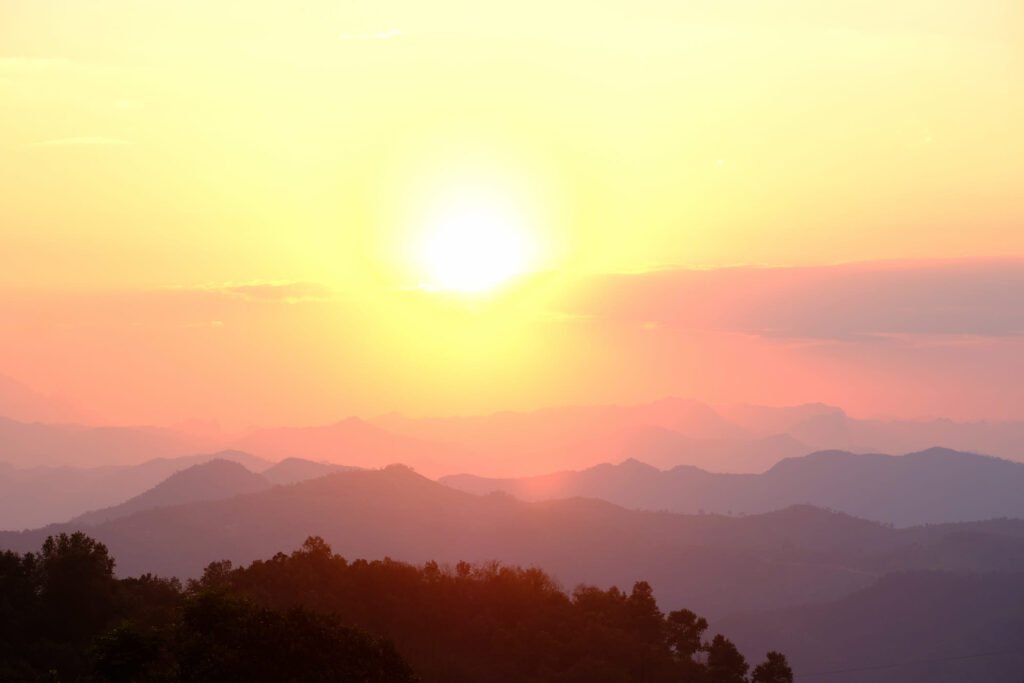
[1,1,1023,425]
[3,0,1023,290]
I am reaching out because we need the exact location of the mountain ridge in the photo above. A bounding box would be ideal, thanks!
[442,447,1024,526]
[4,465,1024,621]
[71,458,273,526]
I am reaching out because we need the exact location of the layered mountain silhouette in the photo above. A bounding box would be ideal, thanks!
[71,458,273,526]
[0,373,82,424]
[0,449,271,530]
[0,415,212,468]
[443,448,1024,526]
[261,456,357,484]
[783,411,1024,461]
[610,427,809,473]
[229,418,477,477]
[376,399,1024,474]
[373,398,812,475]
[0,453,364,530]
[5,393,1024,480]
[4,465,1024,622]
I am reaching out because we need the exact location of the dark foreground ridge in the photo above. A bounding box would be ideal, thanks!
[0,532,791,683]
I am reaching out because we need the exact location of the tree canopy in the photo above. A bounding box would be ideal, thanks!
[0,534,791,683]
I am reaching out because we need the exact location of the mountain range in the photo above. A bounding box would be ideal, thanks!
[374,399,1024,474]
[443,447,1024,526]
[3,459,1024,681]
[5,392,1024,479]
[0,452,350,530]
[0,374,83,424]
[0,415,211,468]
[69,456,357,526]
[0,449,269,530]
[70,458,274,526]
[4,465,1024,621]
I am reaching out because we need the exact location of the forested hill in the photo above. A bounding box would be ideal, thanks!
[0,532,792,683]
[5,465,1024,621]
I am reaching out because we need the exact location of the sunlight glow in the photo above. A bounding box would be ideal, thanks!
[414,191,536,294]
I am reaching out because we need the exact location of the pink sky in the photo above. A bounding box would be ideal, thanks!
[1,259,1022,428]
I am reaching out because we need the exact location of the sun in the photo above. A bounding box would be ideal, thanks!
[414,190,537,294]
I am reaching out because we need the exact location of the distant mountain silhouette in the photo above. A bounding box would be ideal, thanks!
[719,571,1024,683]
[0,450,270,530]
[377,399,1024,473]
[373,398,784,475]
[4,466,1024,620]
[0,415,212,467]
[230,418,476,477]
[262,457,358,485]
[717,402,845,436]
[616,428,807,473]
[783,411,1024,464]
[6,395,1024,479]
[443,448,1024,526]
[0,373,83,424]
[71,459,272,526]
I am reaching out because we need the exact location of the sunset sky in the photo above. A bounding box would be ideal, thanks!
[2,0,1023,427]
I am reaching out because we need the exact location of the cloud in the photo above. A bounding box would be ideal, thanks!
[338,29,403,41]
[31,137,130,147]
[181,281,334,304]
[0,57,82,71]
[0,282,336,339]
[559,259,1024,341]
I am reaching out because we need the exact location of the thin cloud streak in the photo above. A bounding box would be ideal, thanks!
[338,29,403,41]
[559,259,1024,341]
[31,137,130,147]
[175,281,335,304]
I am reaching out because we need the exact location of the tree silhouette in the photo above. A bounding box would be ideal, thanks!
[706,634,749,683]
[176,590,417,682]
[751,651,794,683]
[1,534,792,683]
[92,624,174,683]
[666,608,708,660]
[37,532,118,641]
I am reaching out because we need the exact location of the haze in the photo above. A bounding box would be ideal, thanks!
[3,3,1024,682]
[3,0,1024,428]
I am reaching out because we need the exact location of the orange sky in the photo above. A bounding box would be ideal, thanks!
[1,1,1023,426]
